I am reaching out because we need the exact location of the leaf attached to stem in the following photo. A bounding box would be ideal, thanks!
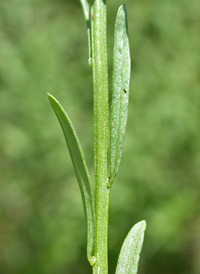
[48,93,95,265]
[109,4,131,186]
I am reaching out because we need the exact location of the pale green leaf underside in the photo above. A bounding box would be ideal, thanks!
[48,93,95,264]
[109,4,131,184]
[116,221,146,274]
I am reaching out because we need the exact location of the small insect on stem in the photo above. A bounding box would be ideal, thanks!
[91,12,94,20]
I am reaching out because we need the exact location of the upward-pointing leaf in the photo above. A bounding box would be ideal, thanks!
[109,4,131,186]
[116,221,146,274]
[79,0,92,66]
[79,0,90,20]
[48,93,95,265]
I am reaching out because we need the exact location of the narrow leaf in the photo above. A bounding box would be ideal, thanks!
[109,4,131,185]
[116,221,146,274]
[79,0,92,66]
[48,93,95,265]
[80,0,89,20]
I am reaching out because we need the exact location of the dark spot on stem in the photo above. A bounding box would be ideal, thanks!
[123,89,127,94]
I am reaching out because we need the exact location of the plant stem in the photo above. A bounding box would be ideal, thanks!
[91,0,109,273]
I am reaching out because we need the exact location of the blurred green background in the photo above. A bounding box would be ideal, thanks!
[0,0,200,273]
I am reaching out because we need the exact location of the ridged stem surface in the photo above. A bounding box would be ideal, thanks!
[91,0,109,273]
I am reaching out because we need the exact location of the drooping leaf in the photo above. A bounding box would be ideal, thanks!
[109,4,131,186]
[116,221,146,274]
[48,93,95,265]
[79,0,92,66]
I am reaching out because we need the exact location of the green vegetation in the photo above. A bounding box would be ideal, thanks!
[49,1,145,273]
[0,0,200,273]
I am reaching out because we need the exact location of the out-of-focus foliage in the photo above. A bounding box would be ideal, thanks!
[0,0,199,273]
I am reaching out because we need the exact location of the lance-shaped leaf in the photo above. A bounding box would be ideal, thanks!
[116,221,146,274]
[48,93,95,265]
[109,4,131,186]
[79,0,92,66]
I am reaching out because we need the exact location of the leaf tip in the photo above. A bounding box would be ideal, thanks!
[47,92,54,101]
[47,93,59,109]
[138,220,147,229]
[135,220,147,235]
[118,3,127,16]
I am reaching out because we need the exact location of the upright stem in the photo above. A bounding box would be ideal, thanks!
[91,0,109,273]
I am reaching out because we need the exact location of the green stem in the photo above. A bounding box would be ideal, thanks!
[91,0,109,273]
